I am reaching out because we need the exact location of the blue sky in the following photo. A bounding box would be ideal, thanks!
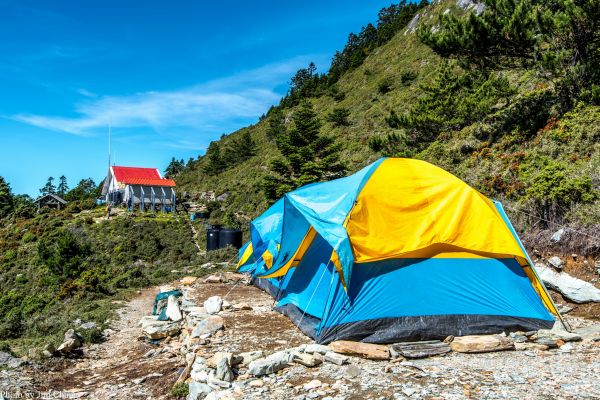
[0,0,394,196]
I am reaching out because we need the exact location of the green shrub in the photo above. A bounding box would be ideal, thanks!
[170,383,189,398]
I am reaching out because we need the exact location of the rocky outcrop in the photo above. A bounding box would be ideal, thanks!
[537,265,600,303]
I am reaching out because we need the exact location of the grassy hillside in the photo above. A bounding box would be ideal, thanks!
[175,0,599,246]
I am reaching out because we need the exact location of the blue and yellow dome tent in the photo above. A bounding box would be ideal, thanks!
[237,158,560,343]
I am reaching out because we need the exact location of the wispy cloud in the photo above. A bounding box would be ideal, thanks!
[10,55,324,140]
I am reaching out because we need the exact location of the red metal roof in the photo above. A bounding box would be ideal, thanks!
[112,166,161,182]
[122,178,176,187]
[112,166,176,187]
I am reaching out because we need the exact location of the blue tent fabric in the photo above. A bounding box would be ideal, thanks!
[239,158,555,343]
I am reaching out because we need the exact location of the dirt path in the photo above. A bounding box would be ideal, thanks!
[36,287,182,399]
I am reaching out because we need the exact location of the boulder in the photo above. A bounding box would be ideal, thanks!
[329,340,390,360]
[304,344,330,355]
[181,276,198,286]
[166,295,183,322]
[191,316,224,338]
[204,275,222,284]
[324,351,349,366]
[292,352,322,368]
[389,340,451,359]
[550,228,566,243]
[187,382,213,400]
[548,256,564,270]
[574,324,600,341]
[207,352,233,368]
[0,352,24,369]
[79,322,98,330]
[204,296,223,315]
[450,335,514,353]
[248,351,294,376]
[536,265,600,303]
[536,328,582,343]
[215,357,235,382]
[142,320,181,340]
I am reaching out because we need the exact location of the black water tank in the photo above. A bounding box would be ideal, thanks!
[219,228,243,249]
[206,228,221,251]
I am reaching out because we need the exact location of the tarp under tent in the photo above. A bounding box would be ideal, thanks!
[237,158,559,344]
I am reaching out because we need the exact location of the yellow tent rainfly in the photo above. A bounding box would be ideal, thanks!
[237,158,559,344]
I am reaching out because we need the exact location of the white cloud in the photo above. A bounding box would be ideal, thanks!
[10,55,325,139]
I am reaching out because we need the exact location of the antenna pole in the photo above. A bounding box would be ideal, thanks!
[108,121,112,169]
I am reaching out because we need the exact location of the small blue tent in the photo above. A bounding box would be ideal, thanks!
[237,158,559,344]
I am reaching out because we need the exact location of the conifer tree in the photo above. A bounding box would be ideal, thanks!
[57,175,68,197]
[40,177,56,196]
[0,176,13,218]
[263,100,346,201]
[203,142,225,175]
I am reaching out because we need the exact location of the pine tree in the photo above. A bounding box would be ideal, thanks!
[0,176,13,218]
[266,108,286,141]
[65,178,97,201]
[263,100,346,201]
[57,175,68,197]
[40,177,56,196]
[203,142,225,175]
[165,157,185,178]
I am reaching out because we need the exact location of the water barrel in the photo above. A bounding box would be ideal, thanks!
[219,228,243,249]
[206,228,221,251]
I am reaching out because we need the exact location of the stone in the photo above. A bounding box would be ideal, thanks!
[292,352,322,368]
[548,256,564,270]
[248,379,264,388]
[232,302,252,311]
[329,340,390,360]
[536,328,582,343]
[574,324,600,341]
[345,364,361,378]
[304,379,322,390]
[207,373,232,389]
[191,316,224,338]
[536,265,600,303]
[187,382,213,400]
[248,351,294,376]
[79,322,98,330]
[324,351,349,366]
[215,357,235,382]
[204,296,223,315]
[304,344,330,355]
[0,352,24,369]
[143,320,181,340]
[238,351,264,365]
[166,295,183,322]
[514,342,549,351]
[204,275,222,284]
[389,341,451,359]
[534,337,560,349]
[450,335,514,353]
[181,276,198,286]
[207,352,233,368]
[550,228,565,243]
[57,329,83,353]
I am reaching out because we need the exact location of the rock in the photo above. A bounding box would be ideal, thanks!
[204,296,223,315]
[187,382,213,400]
[79,322,98,330]
[389,341,451,359]
[345,364,361,378]
[181,276,198,286]
[304,344,330,355]
[248,351,294,376]
[304,379,322,390]
[536,265,600,303]
[450,335,514,353]
[536,328,582,343]
[139,315,160,328]
[143,320,181,340]
[215,357,235,382]
[514,342,549,351]
[248,379,264,388]
[550,228,565,243]
[191,316,224,338]
[329,340,390,360]
[207,374,231,389]
[232,302,252,311]
[207,352,233,368]
[57,329,83,353]
[557,304,574,314]
[166,295,183,322]
[238,351,264,365]
[42,343,56,358]
[0,352,24,368]
[548,256,564,270]
[574,324,600,341]
[204,275,222,284]
[293,352,322,368]
[324,351,349,366]
[534,337,560,349]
